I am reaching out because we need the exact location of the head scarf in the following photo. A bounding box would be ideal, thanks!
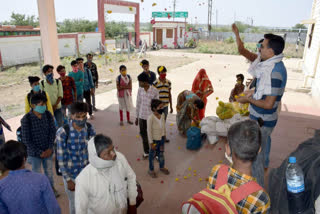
[88,137,127,209]
[191,69,213,98]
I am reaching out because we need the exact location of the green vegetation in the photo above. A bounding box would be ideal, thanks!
[2,12,39,27]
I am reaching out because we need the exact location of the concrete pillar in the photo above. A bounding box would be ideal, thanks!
[37,0,60,75]
[174,27,178,48]
[98,0,106,46]
[153,28,156,44]
[134,3,140,48]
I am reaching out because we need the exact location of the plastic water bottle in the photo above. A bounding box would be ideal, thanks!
[286,156,306,213]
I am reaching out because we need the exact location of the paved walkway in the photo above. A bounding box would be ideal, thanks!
[2,51,320,213]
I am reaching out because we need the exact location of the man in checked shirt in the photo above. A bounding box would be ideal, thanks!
[56,102,96,214]
[135,72,159,159]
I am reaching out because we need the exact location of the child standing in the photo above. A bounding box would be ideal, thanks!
[116,65,133,126]
[147,99,170,178]
[138,59,156,87]
[135,72,159,159]
[153,66,173,142]
[229,74,245,102]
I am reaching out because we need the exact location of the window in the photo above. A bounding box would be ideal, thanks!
[166,29,173,38]
[308,24,315,49]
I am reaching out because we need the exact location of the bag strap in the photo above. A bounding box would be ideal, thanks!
[231,181,263,204]
[41,80,44,88]
[215,165,229,190]
[63,124,70,143]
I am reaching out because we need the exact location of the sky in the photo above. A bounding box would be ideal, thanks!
[0,0,314,28]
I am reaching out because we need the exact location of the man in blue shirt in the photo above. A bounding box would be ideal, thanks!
[56,102,96,214]
[237,34,287,187]
[0,140,61,214]
[77,58,94,119]
[20,93,59,196]
[138,59,157,87]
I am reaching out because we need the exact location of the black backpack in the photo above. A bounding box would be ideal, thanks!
[117,74,131,83]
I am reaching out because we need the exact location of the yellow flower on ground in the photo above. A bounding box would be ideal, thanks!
[188,167,191,171]
[178,146,181,150]
[136,135,140,138]
[184,176,188,179]
[107,10,112,14]
[109,68,114,72]
[98,55,102,58]
[175,178,179,181]
[216,97,219,100]
[199,178,203,182]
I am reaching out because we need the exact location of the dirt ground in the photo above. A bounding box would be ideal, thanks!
[0,53,197,119]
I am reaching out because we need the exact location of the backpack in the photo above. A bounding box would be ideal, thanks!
[55,122,93,176]
[117,74,131,83]
[181,165,263,214]
[186,127,202,150]
[41,79,59,89]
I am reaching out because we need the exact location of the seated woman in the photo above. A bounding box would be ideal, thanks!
[176,90,204,135]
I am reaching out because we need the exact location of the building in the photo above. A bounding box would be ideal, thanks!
[152,21,186,48]
[301,0,320,97]
[0,25,40,37]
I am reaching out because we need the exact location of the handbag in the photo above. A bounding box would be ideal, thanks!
[127,181,144,214]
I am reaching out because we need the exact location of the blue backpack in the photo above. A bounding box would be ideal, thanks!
[186,127,202,150]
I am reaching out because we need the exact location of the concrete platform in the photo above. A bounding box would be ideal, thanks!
[52,104,320,214]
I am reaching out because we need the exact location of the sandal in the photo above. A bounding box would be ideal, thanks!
[160,168,170,175]
[127,121,133,125]
[148,170,157,178]
[120,121,124,126]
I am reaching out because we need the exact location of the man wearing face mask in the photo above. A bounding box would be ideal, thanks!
[57,65,77,118]
[40,64,64,127]
[20,93,58,197]
[69,60,84,102]
[75,134,138,214]
[25,76,54,115]
[84,53,99,111]
[56,102,96,214]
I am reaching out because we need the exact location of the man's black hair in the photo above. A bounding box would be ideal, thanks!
[28,76,40,85]
[70,102,89,115]
[227,120,261,162]
[141,59,149,66]
[94,134,113,157]
[71,60,78,66]
[119,65,127,71]
[236,74,245,82]
[0,140,27,170]
[31,92,47,105]
[264,34,285,55]
[137,72,149,83]
[86,53,93,58]
[157,66,167,74]
[194,99,204,110]
[151,99,163,111]
[42,64,54,74]
[76,57,84,62]
[258,39,264,44]
[57,65,65,72]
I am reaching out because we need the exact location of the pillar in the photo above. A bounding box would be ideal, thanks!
[98,0,106,46]
[37,0,60,75]
[174,27,178,48]
[134,3,140,48]
[153,28,156,44]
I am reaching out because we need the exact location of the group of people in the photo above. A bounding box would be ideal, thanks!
[0,22,290,214]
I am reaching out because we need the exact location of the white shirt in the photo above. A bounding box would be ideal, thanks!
[75,152,137,214]
[136,86,159,120]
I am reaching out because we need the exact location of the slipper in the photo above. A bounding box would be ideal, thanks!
[148,170,157,178]
[160,168,170,175]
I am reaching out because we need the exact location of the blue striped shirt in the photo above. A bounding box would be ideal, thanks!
[249,61,287,128]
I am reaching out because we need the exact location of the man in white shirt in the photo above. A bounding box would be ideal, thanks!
[75,134,138,214]
[135,72,159,159]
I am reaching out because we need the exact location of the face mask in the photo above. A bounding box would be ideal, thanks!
[157,108,164,114]
[60,72,66,77]
[160,73,166,79]
[87,59,92,63]
[121,71,127,76]
[34,105,46,114]
[33,85,40,92]
[72,67,78,73]
[46,73,54,84]
[73,118,87,128]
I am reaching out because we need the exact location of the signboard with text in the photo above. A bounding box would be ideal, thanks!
[152,11,188,18]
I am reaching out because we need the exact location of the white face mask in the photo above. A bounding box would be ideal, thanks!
[225,152,233,164]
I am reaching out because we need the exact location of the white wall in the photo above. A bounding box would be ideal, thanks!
[0,32,101,67]
[140,33,153,47]
[303,0,320,97]
[163,28,175,48]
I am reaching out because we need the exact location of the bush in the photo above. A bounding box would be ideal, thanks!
[197,44,214,54]
[224,36,235,44]
[185,38,197,48]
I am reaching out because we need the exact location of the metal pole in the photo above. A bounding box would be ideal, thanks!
[173,0,176,21]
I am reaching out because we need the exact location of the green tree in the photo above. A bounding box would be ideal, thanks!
[293,23,307,29]
[234,21,250,33]
[2,12,39,27]
[57,19,97,33]
[105,21,128,38]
